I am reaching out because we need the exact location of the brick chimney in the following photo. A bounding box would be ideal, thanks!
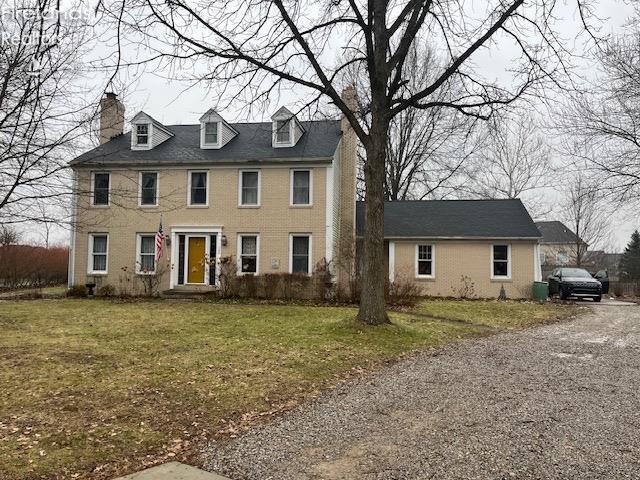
[99,92,125,144]
[335,85,359,291]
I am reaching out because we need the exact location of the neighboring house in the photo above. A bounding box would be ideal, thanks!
[535,221,586,276]
[68,91,542,299]
[356,200,543,299]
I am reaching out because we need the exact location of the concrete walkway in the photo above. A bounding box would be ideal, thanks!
[204,305,640,479]
[116,462,229,480]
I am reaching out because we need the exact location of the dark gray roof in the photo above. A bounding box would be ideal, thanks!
[71,120,341,166]
[356,199,541,239]
[535,221,582,244]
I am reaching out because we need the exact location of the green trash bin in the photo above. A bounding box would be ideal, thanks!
[533,281,549,300]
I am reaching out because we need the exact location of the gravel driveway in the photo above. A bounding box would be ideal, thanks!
[204,304,640,479]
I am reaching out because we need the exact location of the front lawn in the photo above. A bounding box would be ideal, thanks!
[0,298,573,479]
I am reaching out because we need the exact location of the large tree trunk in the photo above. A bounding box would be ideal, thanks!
[357,119,390,325]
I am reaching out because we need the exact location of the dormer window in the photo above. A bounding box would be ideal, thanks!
[271,106,304,148]
[130,111,173,150]
[275,119,291,144]
[136,124,149,145]
[199,109,237,149]
[204,122,219,145]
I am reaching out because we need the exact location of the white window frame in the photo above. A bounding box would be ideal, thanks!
[237,233,260,275]
[187,170,209,207]
[238,169,261,207]
[136,233,157,275]
[289,234,312,275]
[138,171,159,207]
[88,233,109,275]
[290,169,313,206]
[274,119,292,146]
[491,244,512,280]
[201,121,220,148]
[90,171,111,207]
[415,244,435,279]
[134,123,151,148]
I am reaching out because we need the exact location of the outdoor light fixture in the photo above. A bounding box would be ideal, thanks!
[221,234,227,246]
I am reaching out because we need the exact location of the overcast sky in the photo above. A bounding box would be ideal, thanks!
[25,0,640,251]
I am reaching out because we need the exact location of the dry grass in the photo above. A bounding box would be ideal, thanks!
[0,298,574,479]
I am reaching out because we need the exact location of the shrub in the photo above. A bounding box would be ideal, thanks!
[386,277,421,306]
[66,284,87,298]
[262,273,281,299]
[282,273,310,300]
[97,284,116,297]
[312,258,334,302]
[218,256,240,298]
[239,274,258,297]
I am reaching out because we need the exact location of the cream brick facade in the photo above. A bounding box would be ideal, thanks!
[71,165,334,292]
[389,240,539,299]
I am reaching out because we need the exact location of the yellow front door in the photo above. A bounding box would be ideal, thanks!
[187,237,206,284]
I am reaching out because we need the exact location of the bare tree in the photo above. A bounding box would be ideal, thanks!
[0,0,93,226]
[561,174,610,267]
[560,27,640,205]
[462,112,554,217]
[351,45,478,201]
[100,0,597,324]
[0,225,21,246]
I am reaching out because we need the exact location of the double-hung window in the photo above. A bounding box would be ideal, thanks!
[492,245,511,278]
[89,234,108,274]
[291,170,311,205]
[290,234,311,274]
[239,170,260,206]
[275,119,291,144]
[204,122,218,145]
[416,244,434,278]
[238,234,259,274]
[136,124,149,145]
[137,234,156,273]
[92,172,110,206]
[189,171,208,206]
[139,172,158,206]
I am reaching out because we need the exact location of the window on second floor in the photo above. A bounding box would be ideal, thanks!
[239,170,260,206]
[189,171,208,206]
[92,172,110,206]
[136,124,149,145]
[139,172,158,206]
[291,169,311,205]
[204,122,218,145]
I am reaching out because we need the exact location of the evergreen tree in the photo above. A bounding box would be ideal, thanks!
[619,230,640,280]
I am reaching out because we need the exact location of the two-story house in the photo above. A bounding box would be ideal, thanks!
[68,90,543,299]
[68,90,357,293]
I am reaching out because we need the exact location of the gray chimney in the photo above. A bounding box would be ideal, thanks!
[99,92,125,144]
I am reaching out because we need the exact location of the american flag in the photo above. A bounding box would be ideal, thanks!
[155,220,165,260]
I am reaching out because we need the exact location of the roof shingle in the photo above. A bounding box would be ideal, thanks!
[356,199,541,239]
[71,120,341,166]
[534,221,582,244]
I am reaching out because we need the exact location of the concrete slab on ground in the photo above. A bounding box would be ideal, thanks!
[597,298,638,306]
[115,462,230,480]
